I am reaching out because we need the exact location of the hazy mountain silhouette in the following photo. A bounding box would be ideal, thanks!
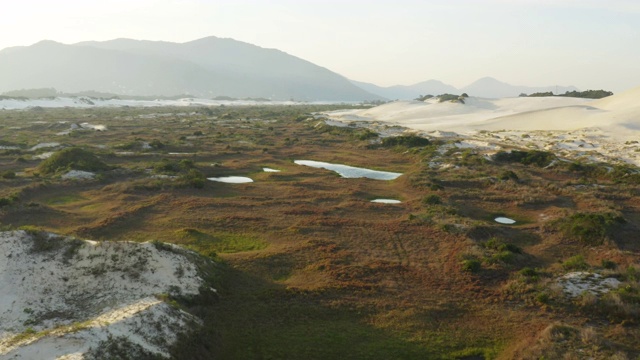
[460,77,578,98]
[352,76,578,99]
[0,37,382,101]
[350,79,458,100]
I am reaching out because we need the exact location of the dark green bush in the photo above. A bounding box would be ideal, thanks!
[415,94,433,101]
[38,147,110,174]
[153,159,180,174]
[499,170,518,181]
[562,255,589,270]
[558,212,625,245]
[422,194,442,205]
[178,169,206,189]
[381,135,430,148]
[437,94,464,103]
[559,90,613,99]
[493,150,556,167]
[519,267,539,277]
[462,259,481,273]
[149,139,165,149]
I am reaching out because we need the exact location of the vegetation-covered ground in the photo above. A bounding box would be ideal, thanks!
[0,105,638,359]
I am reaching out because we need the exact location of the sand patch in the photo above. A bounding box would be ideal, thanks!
[557,272,621,297]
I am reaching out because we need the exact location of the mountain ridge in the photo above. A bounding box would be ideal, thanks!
[0,37,382,101]
[351,76,579,100]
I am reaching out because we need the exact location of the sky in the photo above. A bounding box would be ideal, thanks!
[1,0,639,92]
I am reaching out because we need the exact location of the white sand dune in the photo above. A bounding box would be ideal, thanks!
[326,86,640,165]
[0,231,207,359]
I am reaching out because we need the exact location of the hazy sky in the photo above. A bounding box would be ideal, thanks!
[2,0,639,91]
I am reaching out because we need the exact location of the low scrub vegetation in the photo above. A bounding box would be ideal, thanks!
[556,212,625,245]
[492,149,556,167]
[1,104,639,359]
[38,147,110,174]
[381,135,430,147]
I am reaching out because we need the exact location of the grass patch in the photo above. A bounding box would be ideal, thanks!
[44,194,86,205]
[175,228,267,255]
[562,255,589,271]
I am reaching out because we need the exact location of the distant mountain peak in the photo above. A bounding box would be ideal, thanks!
[33,40,63,46]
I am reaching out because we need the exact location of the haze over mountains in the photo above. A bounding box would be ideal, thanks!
[0,37,381,101]
[353,77,578,100]
[0,36,579,101]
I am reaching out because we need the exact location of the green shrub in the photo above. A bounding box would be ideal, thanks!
[415,94,433,101]
[38,147,110,174]
[462,259,481,273]
[422,194,442,205]
[527,92,554,97]
[437,94,465,104]
[178,169,206,189]
[313,123,378,141]
[558,212,625,245]
[519,267,539,277]
[558,90,613,99]
[355,129,378,141]
[483,237,521,254]
[493,150,556,167]
[499,170,518,181]
[381,135,430,148]
[535,292,550,304]
[149,139,165,149]
[1,171,16,179]
[153,159,180,174]
[457,149,486,166]
[489,250,516,264]
[562,255,589,271]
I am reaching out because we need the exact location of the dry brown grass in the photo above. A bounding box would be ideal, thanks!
[0,105,639,359]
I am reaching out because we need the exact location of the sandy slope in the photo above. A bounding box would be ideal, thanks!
[0,231,207,359]
[326,87,640,165]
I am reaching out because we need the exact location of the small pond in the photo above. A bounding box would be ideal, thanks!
[494,217,516,224]
[371,199,402,204]
[207,176,254,184]
[294,160,401,180]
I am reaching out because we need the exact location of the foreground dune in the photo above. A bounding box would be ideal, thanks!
[0,231,206,359]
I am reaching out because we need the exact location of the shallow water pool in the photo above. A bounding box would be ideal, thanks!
[207,176,254,184]
[294,160,401,180]
[494,217,516,224]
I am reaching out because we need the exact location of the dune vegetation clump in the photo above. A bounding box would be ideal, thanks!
[557,212,625,245]
[152,159,206,188]
[38,147,110,175]
[381,135,430,148]
[493,150,556,167]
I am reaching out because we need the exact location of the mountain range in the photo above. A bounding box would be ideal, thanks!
[0,36,578,101]
[0,37,381,101]
[353,77,578,100]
